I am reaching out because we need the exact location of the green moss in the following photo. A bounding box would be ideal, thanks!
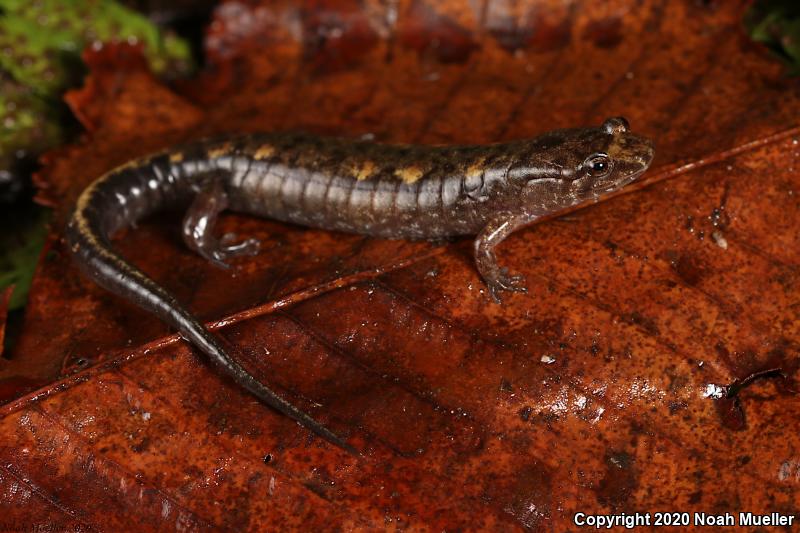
[0,0,191,92]
[0,72,62,173]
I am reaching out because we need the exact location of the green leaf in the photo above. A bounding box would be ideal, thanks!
[0,206,50,310]
[745,0,800,75]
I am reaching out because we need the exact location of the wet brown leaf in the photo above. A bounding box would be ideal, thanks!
[2,0,800,530]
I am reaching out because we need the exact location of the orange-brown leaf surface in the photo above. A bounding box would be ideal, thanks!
[2,0,800,530]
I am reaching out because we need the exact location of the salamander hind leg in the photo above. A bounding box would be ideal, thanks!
[182,178,260,269]
[473,214,532,303]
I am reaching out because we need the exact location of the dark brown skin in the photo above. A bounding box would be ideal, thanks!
[65,117,654,452]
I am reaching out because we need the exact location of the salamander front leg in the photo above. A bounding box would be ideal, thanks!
[182,179,260,269]
[474,213,533,303]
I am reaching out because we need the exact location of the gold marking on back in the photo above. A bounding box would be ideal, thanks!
[465,157,486,179]
[395,165,424,184]
[207,142,233,159]
[254,145,276,160]
[351,160,377,181]
[169,152,185,163]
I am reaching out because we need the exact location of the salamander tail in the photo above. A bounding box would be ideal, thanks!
[65,174,357,455]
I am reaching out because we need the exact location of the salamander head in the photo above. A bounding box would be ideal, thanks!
[575,117,654,195]
[515,117,654,209]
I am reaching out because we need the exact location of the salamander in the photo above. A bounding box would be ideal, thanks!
[66,117,654,453]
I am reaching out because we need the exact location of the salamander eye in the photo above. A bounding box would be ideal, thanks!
[585,153,611,177]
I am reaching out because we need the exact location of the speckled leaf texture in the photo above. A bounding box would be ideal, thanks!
[1,0,800,531]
